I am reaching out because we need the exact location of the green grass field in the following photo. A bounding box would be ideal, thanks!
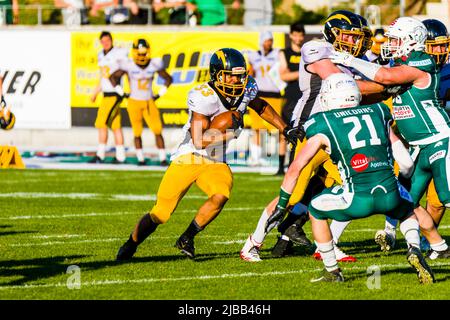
[1,168,450,300]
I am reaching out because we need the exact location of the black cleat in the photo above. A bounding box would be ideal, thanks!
[407,246,435,284]
[427,247,450,260]
[88,156,104,164]
[160,160,169,166]
[310,268,345,283]
[116,239,137,261]
[137,160,147,166]
[283,224,312,247]
[271,235,293,257]
[175,236,195,259]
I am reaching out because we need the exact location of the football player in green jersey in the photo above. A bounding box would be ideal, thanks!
[271,73,437,283]
[331,17,450,260]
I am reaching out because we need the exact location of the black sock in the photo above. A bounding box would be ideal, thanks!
[181,220,203,240]
[278,155,285,172]
[278,210,299,234]
[131,213,159,245]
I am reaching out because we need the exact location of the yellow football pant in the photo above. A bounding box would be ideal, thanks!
[127,98,163,137]
[248,97,283,131]
[94,94,122,130]
[427,179,443,208]
[288,138,342,206]
[149,153,233,224]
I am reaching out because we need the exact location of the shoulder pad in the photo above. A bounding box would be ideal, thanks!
[151,57,164,71]
[302,40,333,65]
[187,85,218,116]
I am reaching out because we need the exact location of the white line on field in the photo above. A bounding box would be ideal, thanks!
[0,192,205,201]
[1,261,450,291]
[32,234,86,239]
[0,207,264,221]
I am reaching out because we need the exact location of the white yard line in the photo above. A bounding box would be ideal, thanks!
[0,192,205,201]
[32,234,86,239]
[0,207,264,221]
[1,261,450,291]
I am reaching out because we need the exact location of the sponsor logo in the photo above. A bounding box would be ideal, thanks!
[393,105,415,120]
[370,161,389,168]
[408,59,432,67]
[429,150,446,164]
[351,153,369,172]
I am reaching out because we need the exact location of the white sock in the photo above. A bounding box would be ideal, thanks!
[399,218,420,249]
[97,144,106,160]
[249,143,261,162]
[136,149,144,162]
[316,240,339,272]
[252,209,270,244]
[158,149,166,162]
[115,145,126,162]
[330,220,351,244]
[385,216,398,237]
[430,239,448,252]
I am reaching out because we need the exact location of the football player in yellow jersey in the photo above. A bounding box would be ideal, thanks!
[90,31,128,164]
[0,75,15,130]
[116,48,299,260]
[246,31,286,168]
[110,38,173,165]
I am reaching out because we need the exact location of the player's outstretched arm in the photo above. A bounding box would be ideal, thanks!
[389,127,414,178]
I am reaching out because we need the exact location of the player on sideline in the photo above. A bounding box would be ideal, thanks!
[273,73,435,284]
[90,31,128,164]
[240,10,382,262]
[374,18,450,253]
[331,17,450,259]
[110,38,173,166]
[116,48,299,260]
[0,75,15,130]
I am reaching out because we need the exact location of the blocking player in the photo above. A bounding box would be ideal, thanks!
[331,17,450,259]
[374,18,450,253]
[90,31,128,164]
[240,10,381,262]
[272,73,435,284]
[0,75,15,130]
[116,48,299,261]
[246,31,286,169]
[110,38,173,166]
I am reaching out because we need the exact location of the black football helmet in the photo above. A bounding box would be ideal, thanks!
[132,38,151,66]
[423,19,450,66]
[209,48,248,98]
[323,10,369,57]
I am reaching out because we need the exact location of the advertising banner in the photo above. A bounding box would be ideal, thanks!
[0,31,71,129]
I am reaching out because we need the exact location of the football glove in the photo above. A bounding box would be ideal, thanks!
[265,206,287,233]
[283,125,302,146]
[329,51,354,67]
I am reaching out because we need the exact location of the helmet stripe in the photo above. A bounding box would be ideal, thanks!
[325,14,352,25]
[216,50,227,67]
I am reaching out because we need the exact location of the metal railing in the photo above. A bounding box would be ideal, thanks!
[0,4,276,27]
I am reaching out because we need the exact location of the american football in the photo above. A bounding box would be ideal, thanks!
[209,110,241,133]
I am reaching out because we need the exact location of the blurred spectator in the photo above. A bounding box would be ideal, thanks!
[0,0,19,25]
[88,0,139,24]
[153,0,194,25]
[186,0,225,26]
[54,0,90,26]
[88,0,115,23]
[232,0,272,26]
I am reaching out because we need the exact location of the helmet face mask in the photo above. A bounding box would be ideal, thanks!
[381,17,428,60]
[371,28,387,55]
[132,39,151,66]
[319,73,361,111]
[210,48,248,99]
[423,19,450,65]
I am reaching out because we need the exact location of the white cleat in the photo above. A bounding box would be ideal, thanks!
[313,243,357,262]
[240,235,262,262]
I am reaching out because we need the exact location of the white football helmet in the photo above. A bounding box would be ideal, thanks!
[381,17,427,60]
[319,73,361,111]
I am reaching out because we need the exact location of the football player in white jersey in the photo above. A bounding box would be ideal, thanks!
[241,10,388,262]
[116,48,300,260]
[110,38,173,166]
[90,31,129,164]
[246,31,286,169]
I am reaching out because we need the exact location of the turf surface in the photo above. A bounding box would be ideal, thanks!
[1,169,450,300]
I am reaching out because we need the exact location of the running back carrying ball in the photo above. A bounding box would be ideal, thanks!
[209,110,242,133]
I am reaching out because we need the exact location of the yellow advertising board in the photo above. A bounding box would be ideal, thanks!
[71,31,285,126]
